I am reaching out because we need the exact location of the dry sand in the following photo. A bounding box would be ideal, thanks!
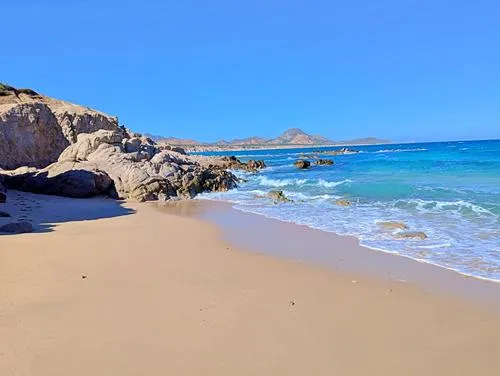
[1,192,500,375]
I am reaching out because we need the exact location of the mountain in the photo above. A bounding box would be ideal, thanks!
[154,128,389,147]
[269,128,333,145]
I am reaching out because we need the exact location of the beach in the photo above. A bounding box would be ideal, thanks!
[1,192,499,375]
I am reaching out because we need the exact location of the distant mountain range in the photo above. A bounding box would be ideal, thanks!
[145,128,390,147]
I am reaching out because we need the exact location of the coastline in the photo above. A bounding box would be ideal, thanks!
[1,191,499,375]
[189,199,500,306]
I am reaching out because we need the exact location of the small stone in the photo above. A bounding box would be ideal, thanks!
[289,300,296,306]
[0,210,11,217]
[81,275,87,279]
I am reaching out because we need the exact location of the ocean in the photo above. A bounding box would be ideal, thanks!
[197,140,500,282]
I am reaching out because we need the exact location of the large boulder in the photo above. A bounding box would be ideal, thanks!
[0,88,120,170]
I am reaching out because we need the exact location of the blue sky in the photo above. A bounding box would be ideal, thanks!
[3,1,499,142]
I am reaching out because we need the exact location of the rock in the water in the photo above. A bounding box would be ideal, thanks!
[204,156,266,172]
[394,231,427,240]
[246,160,266,170]
[0,221,34,234]
[294,160,311,169]
[378,221,408,230]
[0,211,11,217]
[335,199,351,206]
[268,190,292,203]
[314,159,334,165]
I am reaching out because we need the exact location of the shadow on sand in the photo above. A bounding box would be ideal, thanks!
[0,190,135,235]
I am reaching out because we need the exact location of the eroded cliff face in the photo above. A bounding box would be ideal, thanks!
[0,88,119,169]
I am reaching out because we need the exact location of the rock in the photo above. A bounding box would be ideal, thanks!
[246,160,266,170]
[2,130,238,202]
[394,231,428,240]
[314,159,334,165]
[378,221,408,230]
[0,221,34,234]
[198,156,266,172]
[294,160,310,169]
[0,92,120,170]
[335,199,351,206]
[268,190,292,203]
[0,211,11,217]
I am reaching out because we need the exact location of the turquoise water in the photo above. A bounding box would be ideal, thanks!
[197,140,500,281]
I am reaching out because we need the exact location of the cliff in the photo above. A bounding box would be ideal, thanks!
[0,83,120,169]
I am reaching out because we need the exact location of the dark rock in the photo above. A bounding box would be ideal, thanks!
[4,168,115,198]
[314,159,334,166]
[0,221,34,234]
[294,160,311,169]
[0,211,11,217]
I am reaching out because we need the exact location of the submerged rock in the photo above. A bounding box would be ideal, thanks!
[335,199,351,206]
[294,160,310,169]
[314,159,334,166]
[378,221,408,230]
[268,190,292,203]
[0,221,34,234]
[0,210,11,217]
[394,231,427,240]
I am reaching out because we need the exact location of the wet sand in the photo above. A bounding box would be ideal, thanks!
[1,192,499,375]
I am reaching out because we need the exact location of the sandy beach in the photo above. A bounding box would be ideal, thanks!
[1,192,500,376]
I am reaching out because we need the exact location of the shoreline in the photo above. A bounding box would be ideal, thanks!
[1,192,500,375]
[165,199,500,309]
[216,199,500,285]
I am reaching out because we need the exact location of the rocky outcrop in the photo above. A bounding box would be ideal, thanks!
[196,156,266,172]
[294,160,310,169]
[2,130,239,201]
[314,159,334,165]
[0,85,120,170]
